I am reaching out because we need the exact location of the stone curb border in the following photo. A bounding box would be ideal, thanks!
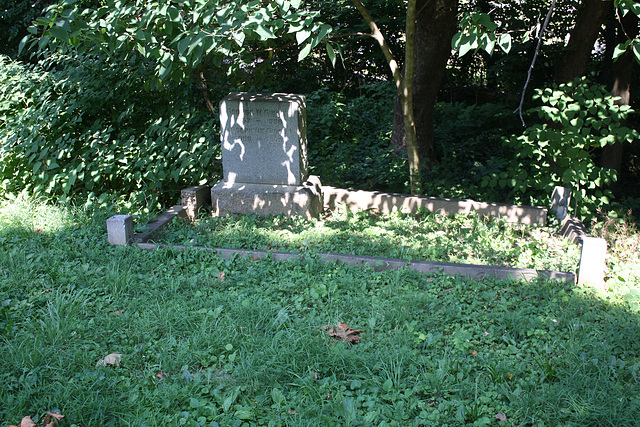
[323,186,548,226]
[135,242,575,284]
[106,185,594,286]
[558,216,607,288]
[107,186,576,283]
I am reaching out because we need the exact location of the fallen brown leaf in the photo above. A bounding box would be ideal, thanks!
[495,412,507,422]
[216,271,226,282]
[11,416,36,427]
[287,409,298,415]
[96,353,122,367]
[156,371,167,379]
[43,412,64,427]
[322,322,364,344]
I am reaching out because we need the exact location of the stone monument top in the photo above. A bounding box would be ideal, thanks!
[219,92,308,186]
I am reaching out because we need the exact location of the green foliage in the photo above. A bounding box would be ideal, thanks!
[452,11,512,57]
[0,54,220,207]
[306,83,407,192]
[422,101,520,201]
[482,78,639,219]
[614,0,640,64]
[0,0,50,57]
[23,0,333,88]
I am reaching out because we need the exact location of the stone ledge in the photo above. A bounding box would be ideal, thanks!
[135,243,575,284]
[211,175,323,219]
[559,217,588,245]
[323,186,547,225]
[134,205,187,243]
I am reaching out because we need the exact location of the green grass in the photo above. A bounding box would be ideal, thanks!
[154,209,581,273]
[2,198,640,426]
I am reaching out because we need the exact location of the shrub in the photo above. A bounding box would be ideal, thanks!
[0,54,221,208]
[306,83,408,193]
[482,78,639,219]
[425,101,519,201]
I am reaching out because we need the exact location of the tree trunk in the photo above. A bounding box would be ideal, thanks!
[556,0,611,83]
[403,0,421,194]
[390,0,458,164]
[350,0,422,194]
[601,9,638,185]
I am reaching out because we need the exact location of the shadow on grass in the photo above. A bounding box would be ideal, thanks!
[1,205,638,425]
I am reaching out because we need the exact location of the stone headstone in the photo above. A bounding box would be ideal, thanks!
[220,92,308,186]
[212,92,322,219]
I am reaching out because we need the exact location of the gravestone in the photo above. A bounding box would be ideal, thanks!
[211,93,323,218]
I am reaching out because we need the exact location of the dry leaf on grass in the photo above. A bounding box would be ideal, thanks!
[96,353,122,367]
[11,412,64,427]
[495,412,507,422]
[10,416,36,427]
[322,322,364,344]
[43,412,64,427]
[216,271,226,282]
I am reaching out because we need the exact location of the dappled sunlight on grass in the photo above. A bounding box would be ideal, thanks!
[156,208,581,272]
[0,194,79,235]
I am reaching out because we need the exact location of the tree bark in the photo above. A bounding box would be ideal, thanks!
[351,0,422,193]
[601,9,638,184]
[556,0,612,83]
[390,0,458,164]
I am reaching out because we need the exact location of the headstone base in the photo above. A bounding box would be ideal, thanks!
[211,175,323,219]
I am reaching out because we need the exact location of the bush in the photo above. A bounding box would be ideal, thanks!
[0,54,221,208]
[482,78,639,219]
[420,101,519,201]
[306,83,407,193]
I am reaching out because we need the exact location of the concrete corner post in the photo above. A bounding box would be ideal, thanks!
[577,237,607,288]
[551,186,571,221]
[181,186,211,220]
[107,215,134,245]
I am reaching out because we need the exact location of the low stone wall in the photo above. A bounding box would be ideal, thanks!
[323,186,547,225]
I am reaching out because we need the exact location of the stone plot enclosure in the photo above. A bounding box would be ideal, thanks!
[106,185,594,285]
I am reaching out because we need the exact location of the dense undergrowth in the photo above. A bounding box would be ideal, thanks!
[3,53,639,222]
[1,197,640,426]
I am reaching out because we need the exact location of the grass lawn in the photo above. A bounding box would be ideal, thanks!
[153,209,581,273]
[2,197,640,426]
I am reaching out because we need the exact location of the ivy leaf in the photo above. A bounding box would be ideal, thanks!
[613,40,632,60]
[298,42,312,61]
[232,31,246,46]
[255,24,275,40]
[49,26,69,44]
[295,29,311,45]
[498,33,512,53]
[632,43,640,65]
[326,43,336,67]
